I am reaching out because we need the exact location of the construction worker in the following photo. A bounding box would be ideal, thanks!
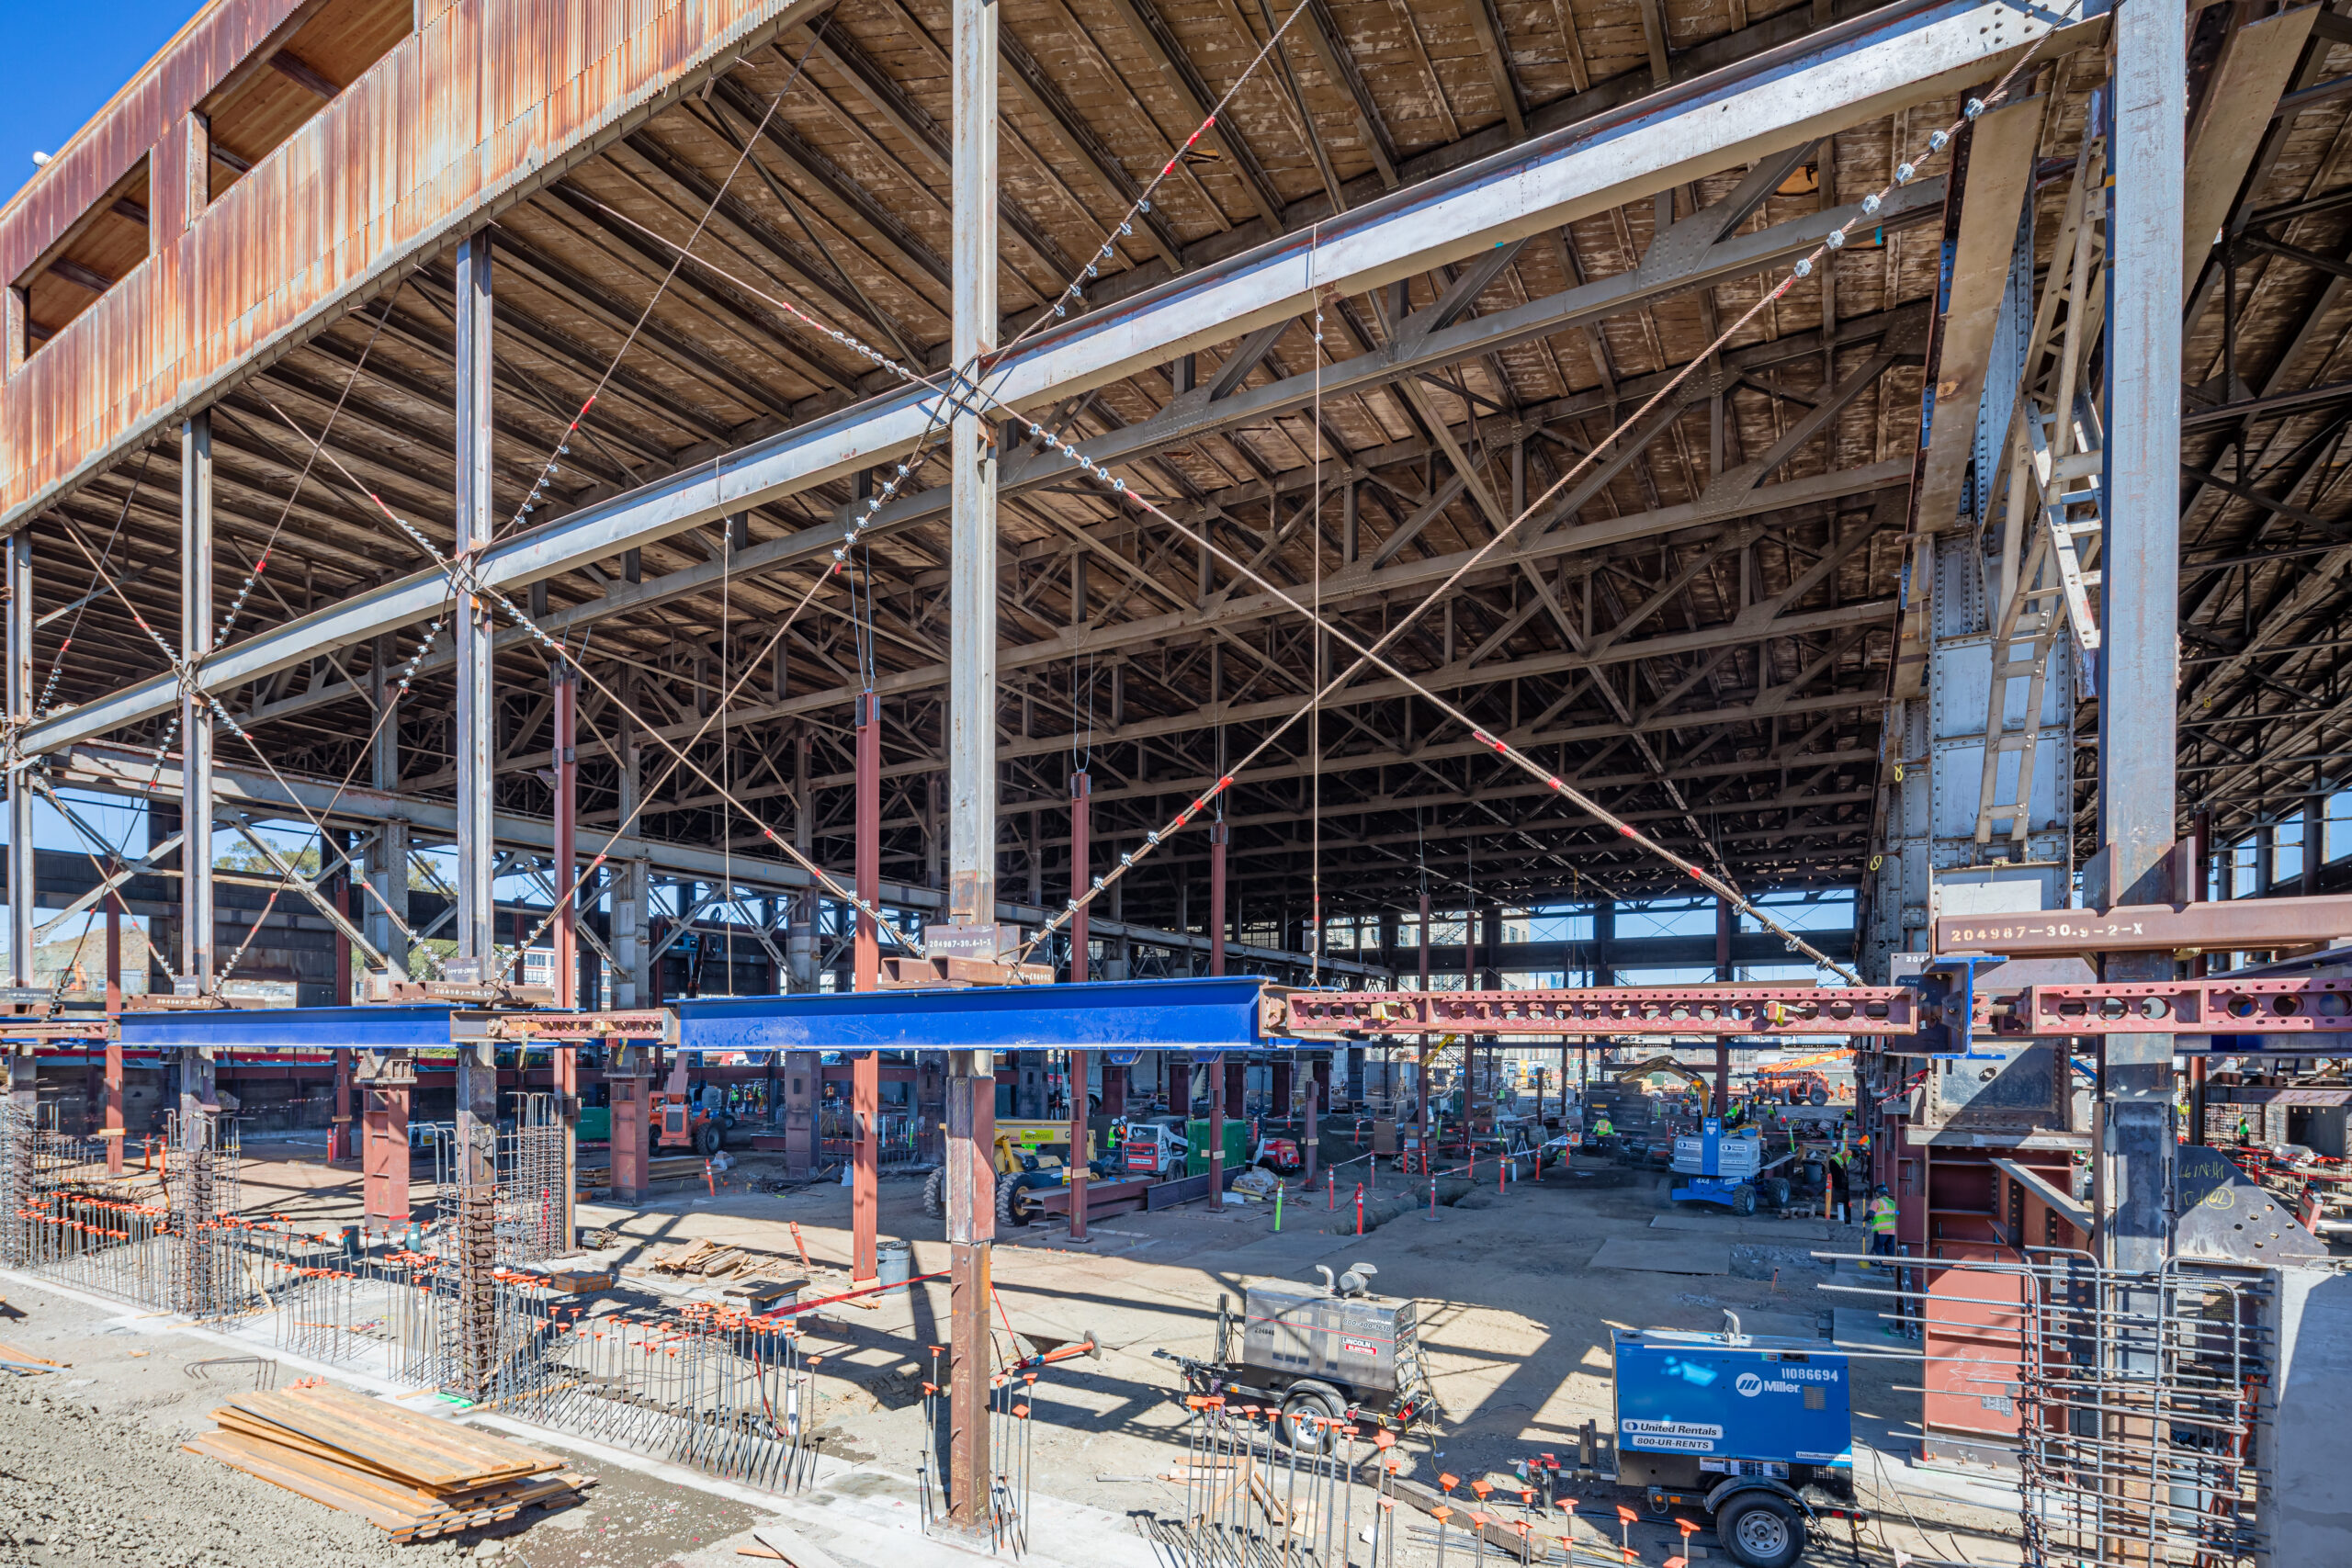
[1591,1111,1614,1142]
[2236,1112,2254,1145]
[1864,1183,1897,1266]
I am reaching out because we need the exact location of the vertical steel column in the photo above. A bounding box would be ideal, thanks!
[328,1043,350,1166]
[179,415,213,992]
[1066,770,1091,1240]
[855,694,881,989]
[551,665,579,1244]
[363,1073,411,1234]
[104,894,124,1174]
[609,1052,650,1205]
[450,230,498,1395]
[1207,1055,1226,1207]
[453,231,496,972]
[1069,773,1090,981]
[175,415,215,1162]
[1418,890,1431,1168]
[945,0,999,1513]
[945,1051,995,1530]
[789,733,815,989]
[2100,3,2183,1273]
[1068,1045,1091,1242]
[5,529,28,990]
[1303,1074,1318,1182]
[851,693,880,1281]
[1208,823,1227,975]
[1713,896,1735,1116]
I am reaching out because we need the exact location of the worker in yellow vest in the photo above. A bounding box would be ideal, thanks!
[1592,1113,1614,1139]
[1863,1183,1898,1267]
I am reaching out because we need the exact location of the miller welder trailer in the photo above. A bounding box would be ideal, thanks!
[1611,1325,1867,1568]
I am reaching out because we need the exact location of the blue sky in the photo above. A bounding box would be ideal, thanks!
[0,2,199,206]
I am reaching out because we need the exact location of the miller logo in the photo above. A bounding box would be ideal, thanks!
[1735,1372,1765,1397]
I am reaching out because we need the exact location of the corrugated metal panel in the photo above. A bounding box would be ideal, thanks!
[0,0,311,284]
[1,0,807,531]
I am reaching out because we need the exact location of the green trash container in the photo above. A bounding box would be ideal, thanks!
[1184,1117,1250,1178]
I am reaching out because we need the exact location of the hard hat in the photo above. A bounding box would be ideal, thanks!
[1872,1184,1890,1198]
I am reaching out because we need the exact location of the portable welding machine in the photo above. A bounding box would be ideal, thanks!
[1610,1322,1867,1568]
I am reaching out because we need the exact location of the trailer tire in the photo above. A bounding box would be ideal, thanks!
[924,1168,945,1218]
[1716,1493,1804,1568]
[1278,1383,1344,1453]
[1730,1183,1758,1216]
[1766,1177,1792,1208]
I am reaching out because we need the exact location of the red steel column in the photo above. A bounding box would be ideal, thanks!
[103,893,124,1175]
[1207,1054,1226,1207]
[1418,890,1432,1170]
[946,1051,996,1530]
[363,1079,411,1233]
[1208,822,1227,976]
[852,692,880,1282]
[1067,772,1091,1240]
[856,693,881,990]
[609,1069,650,1205]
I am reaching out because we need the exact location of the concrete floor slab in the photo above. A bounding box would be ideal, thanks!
[1589,1236,1732,1274]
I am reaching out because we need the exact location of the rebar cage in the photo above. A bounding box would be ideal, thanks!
[1829,1247,2271,1568]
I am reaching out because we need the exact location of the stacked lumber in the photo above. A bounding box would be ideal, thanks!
[184,1382,594,1541]
[645,1238,752,1279]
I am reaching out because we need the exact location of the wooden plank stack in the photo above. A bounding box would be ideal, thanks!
[184,1382,594,1541]
[643,1237,755,1279]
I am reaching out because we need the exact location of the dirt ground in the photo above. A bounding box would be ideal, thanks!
[0,1132,2028,1568]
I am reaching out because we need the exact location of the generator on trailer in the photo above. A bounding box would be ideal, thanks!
[1162,1263,1439,1450]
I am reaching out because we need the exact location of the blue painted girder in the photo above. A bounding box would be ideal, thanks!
[674,976,1279,1061]
[116,1004,457,1053]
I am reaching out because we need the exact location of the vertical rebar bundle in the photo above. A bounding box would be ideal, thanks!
[1157,1397,1374,1568]
[1824,1247,2269,1568]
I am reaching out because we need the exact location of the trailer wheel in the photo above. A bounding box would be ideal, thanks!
[1766,1178,1792,1208]
[1716,1493,1804,1568]
[1278,1384,1343,1453]
[924,1168,945,1219]
[1730,1183,1758,1216]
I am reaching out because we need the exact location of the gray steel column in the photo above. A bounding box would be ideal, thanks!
[2099,3,2184,1272]
[6,529,31,987]
[180,413,214,989]
[945,0,998,930]
[367,632,410,976]
[453,231,496,970]
[945,0,998,1530]
[450,231,500,1393]
[611,857,648,1008]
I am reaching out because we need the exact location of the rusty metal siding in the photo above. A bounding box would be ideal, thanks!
[1,0,807,530]
[0,0,311,284]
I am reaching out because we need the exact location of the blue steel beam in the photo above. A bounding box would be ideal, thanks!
[114,1005,457,1054]
[674,977,1274,1060]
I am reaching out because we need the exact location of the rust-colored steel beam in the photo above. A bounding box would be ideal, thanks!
[1281,975,2352,1042]
[1933,895,2352,956]
[1996,977,2352,1036]
[1278,986,1923,1038]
